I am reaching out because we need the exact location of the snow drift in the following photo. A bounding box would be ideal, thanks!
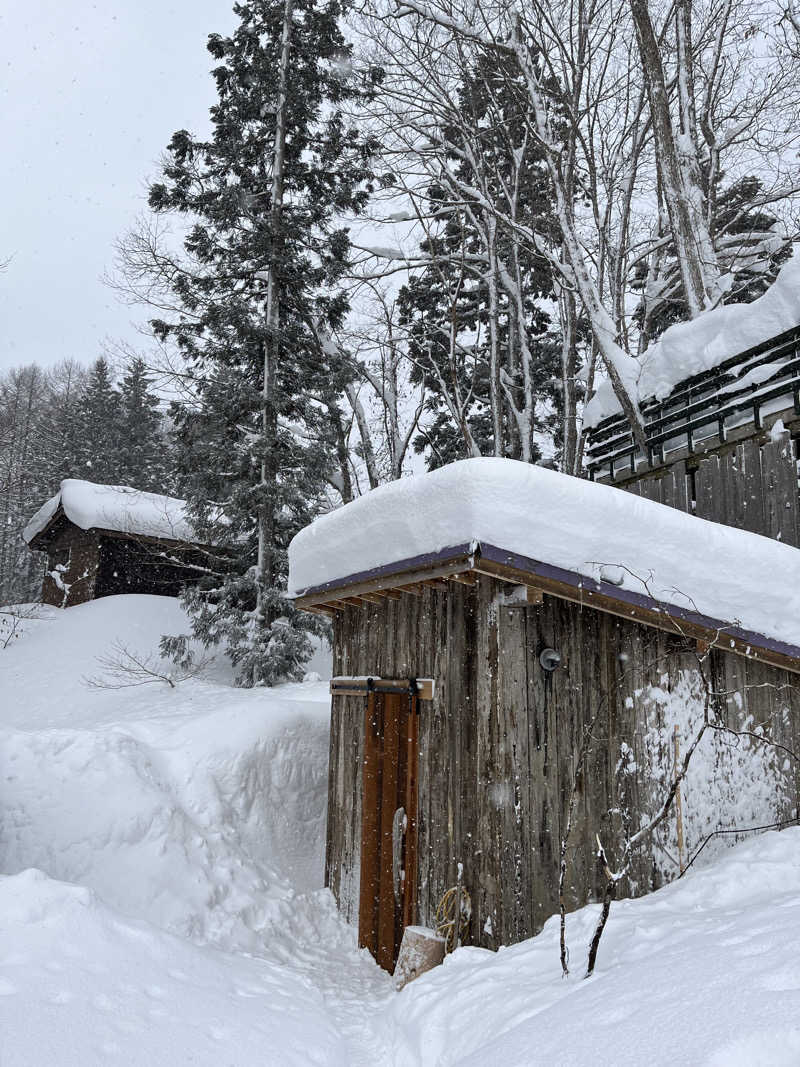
[584,247,800,427]
[390,827,800,1067]
[288,456,800,654]
[0,596,331,948]
[0,869,345,1067]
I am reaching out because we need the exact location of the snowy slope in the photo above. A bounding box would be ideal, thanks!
[1,594,799,1066]
[391,828,800,1067]
[0,595,393,1066]
[0,870,346,1067]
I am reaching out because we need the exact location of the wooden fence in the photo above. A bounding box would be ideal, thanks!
[612,430,799,548]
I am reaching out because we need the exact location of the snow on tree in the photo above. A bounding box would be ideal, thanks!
[396,49,564,468]
[73,357,121,484]
[145,0,378,685]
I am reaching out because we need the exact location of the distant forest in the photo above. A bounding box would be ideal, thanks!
[0,356,173,604]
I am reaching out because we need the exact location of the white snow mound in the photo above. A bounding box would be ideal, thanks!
[584,247,800,427]
[0,868,345,1067]
[0,596,332,946]
[23,478,195,544]
[288,457,800,652]
[391,827,800,1067]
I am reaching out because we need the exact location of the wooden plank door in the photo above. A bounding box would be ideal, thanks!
[358,688,419,972]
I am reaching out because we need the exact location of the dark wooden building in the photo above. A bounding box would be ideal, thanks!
[24,480,205,608]
[289,331,800,972]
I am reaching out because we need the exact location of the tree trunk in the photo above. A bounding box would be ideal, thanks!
[255,0,294,684]
[629,0,722,314]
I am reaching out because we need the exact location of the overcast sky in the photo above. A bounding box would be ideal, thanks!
[1,1,237,374]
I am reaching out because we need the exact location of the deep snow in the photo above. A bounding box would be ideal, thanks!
[1,594,799,1066]
[288,456,800,655]
[23,479,195,545]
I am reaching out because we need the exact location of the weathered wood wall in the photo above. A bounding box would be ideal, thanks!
[328,577,800,951]
[40,522,100,607]
[95,535,201,599]
[611,429,799,547]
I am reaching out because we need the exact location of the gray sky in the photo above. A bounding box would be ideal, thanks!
[1,1,236,373]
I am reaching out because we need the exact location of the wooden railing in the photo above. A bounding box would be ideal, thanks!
[586,325,800,481]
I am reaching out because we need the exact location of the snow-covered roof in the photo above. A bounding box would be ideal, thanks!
[23,479,195,546]
[584,248,800,428]
[288,457,800,658]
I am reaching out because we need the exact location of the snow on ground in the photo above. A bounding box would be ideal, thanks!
[2,594,799,1065]
[391,828,800,1067]
[0,595,394,1065]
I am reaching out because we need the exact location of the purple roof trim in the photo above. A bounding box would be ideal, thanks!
[292,541,475,598]
[478,542,800,662]
[294,538,800,663]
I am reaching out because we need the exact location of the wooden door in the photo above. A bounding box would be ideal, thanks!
[358,687,419,972]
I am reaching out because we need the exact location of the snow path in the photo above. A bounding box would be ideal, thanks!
[264,914,396,1067]
[2,595,799,1065]
[0,596,398,1065]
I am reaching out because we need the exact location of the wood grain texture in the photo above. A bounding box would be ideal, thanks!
[327,574,800,954]
[618,430,799,548]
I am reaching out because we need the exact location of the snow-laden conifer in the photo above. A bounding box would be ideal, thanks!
[148,0,378,685]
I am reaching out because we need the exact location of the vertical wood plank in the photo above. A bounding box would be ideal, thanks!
[761,432,799,547]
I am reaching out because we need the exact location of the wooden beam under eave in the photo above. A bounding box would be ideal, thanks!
[448,572,477,585]
[292,553,476,610]
[473,558,800,677]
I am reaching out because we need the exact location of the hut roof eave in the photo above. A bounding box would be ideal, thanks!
[292,538,800,676]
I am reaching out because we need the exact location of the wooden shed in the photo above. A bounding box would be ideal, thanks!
[289,458,800,973]
[24,479,205,608]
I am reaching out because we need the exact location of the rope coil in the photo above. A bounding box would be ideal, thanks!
[435,885,472,953]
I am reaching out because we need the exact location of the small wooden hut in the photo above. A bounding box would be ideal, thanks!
[24,479,205,608]
[289,457,800,974]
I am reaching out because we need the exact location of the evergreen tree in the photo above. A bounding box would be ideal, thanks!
[149,0,377,685]
[47,360,87,483]
[117,358,171,492]
[397,52,563,467]
[637,174,792,344]
[73,357,121,483]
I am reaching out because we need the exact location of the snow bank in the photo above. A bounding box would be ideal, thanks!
[584,248,800,427]
[288,457,800,652]
[390,828,800,1067]
[23,479,195,544]
[0,869,345,1067]
[0,593,368,1064]
[0,596,331,946]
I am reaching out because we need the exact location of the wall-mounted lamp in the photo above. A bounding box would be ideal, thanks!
[539,647,561,672]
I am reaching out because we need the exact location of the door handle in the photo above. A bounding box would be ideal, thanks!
[392,806,407,905]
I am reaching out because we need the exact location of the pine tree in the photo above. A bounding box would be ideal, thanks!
[637,174,792,345]
[148,0,377,685]
[47,360,88,483]
[397,51,563,468]
[73,357,121,484]
[117,358,171,492]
